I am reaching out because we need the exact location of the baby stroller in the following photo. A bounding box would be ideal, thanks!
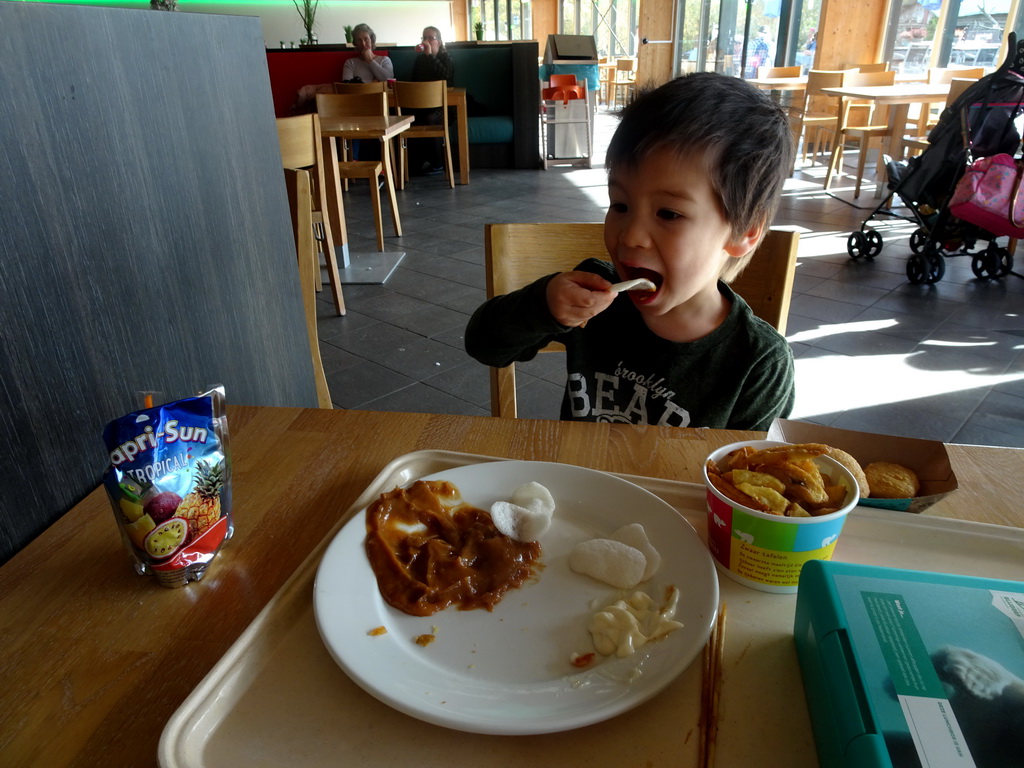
[845,34,1024,284]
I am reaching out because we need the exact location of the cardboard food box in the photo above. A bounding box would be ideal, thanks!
[766,419,958,514]
[794,560,1024,768]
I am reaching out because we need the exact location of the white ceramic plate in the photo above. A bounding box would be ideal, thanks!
[313,460,719,735]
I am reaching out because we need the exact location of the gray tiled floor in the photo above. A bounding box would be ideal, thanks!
[316,108,1024,447]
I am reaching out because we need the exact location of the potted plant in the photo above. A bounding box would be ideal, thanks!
[344,25,353,44]
[292,0,319,46]
[474,21,484,41]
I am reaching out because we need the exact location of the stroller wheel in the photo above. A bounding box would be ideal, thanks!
[847,230,882,260]
[909,228,929,254]
[907,252,945,284]
[971,246,1013,279]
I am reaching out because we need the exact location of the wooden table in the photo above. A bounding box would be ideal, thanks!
[319,115,413,255]
[448,87,470,186]
[2,406,1022,766]
[822,83,950,197]
[748,72,931,91]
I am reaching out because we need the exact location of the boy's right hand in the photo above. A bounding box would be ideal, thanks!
[546,271,616,327]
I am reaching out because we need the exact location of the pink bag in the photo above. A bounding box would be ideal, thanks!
[948,153,1024,238]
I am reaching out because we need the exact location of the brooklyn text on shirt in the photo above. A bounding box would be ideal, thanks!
[567,370,691,426]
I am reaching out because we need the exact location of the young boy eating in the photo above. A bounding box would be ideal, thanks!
[465,73,796,429]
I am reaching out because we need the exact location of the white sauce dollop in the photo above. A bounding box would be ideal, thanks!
[587,587,683,658]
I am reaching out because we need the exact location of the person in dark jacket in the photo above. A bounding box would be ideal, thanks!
[409,26,454,175]
[465,74,797,429]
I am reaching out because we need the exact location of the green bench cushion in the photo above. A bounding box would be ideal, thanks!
[468,115,514,144]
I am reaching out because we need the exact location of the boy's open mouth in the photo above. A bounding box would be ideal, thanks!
[619,267,662,301]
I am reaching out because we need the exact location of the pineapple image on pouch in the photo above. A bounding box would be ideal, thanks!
[176,459,224,538]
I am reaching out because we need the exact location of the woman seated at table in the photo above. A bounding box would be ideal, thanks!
[341,23,393,160]
[409,26,454,175]
[342,23,394,84]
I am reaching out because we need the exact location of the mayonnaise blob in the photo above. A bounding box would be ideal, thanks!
[587,587,683,658]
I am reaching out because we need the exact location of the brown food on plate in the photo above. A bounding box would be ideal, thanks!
[864,462,920,499]
[822,446,870,498]
[364,480,541,617]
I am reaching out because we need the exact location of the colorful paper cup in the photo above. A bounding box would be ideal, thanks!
[703,440,860,594]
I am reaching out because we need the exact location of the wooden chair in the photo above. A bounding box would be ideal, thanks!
[483,222,799,418]
[797,69,853,166]
[757,65,802,79]
[282,168,333,408]
[333,81,387,94]
[928,66,986,85]
[910,67,986,134]
[316,91,392,252]
[275,113,345,317]
[903,78,978,156]
[598,56,613,105]
[610,57,636,109]
[843,62,887,72]
[392,79,455,189]
[823,68,897,198]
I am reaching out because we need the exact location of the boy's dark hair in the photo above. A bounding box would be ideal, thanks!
[606,73,794,280]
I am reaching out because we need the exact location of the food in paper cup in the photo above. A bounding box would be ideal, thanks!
[703,440,859,594]
[102,387,233,588]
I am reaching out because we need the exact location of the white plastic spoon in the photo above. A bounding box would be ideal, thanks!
[609,278,656,293]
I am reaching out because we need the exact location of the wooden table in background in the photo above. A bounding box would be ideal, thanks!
[2,406,1022,765]
[822,82,950,197]
[319,114,413,245]
[317,114,413,283]
[448,87,470,186]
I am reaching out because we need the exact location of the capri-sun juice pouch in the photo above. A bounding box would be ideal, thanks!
[102,387,233,588]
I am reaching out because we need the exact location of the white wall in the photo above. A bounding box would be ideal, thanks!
[184,1,455,49]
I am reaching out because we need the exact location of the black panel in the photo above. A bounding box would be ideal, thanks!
[0,3,317,564]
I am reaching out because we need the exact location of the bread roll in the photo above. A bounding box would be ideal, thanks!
[824,447,870,498]
[865,462,920,499]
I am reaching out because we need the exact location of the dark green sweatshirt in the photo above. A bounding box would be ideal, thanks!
[465,259,794,430]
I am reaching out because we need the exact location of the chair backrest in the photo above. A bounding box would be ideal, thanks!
[758,65,802,79]
[333,80,387,94]
[844,69,896,87]
[549,73,578,87]
[315,91,388,119]
[615,57,637,82]
[845,62,888,72]
[803,69,853,115]
[483,222,799,418]
[928,67,985,84]
[840,68,896,127]
[946,77,977,106]
[392,79,448,112]
[276,113,319,170]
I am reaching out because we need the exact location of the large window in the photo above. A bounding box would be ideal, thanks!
[675,0,819,77]
[560,0,640,58]
[471,0,532,41]
[885,0,1018,74]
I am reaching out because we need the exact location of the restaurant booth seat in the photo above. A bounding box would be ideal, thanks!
[267,42,539,170]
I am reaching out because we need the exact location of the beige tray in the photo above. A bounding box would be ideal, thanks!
[159,450,1024,768]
